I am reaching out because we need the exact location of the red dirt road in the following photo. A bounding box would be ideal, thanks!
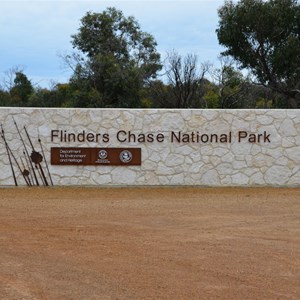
[0,187,299,299]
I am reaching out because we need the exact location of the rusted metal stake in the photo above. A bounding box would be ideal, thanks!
[38,132,53,186]
[23,149,34,185]
[21,157,32,186]
[1,124,17,186]
[24,126,48,186]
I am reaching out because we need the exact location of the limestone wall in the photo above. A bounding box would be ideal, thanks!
[0,108,299,186]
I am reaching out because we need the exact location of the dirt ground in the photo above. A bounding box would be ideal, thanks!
[0,187,299,300]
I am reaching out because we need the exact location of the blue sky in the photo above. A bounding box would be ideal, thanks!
[0,0,225,88]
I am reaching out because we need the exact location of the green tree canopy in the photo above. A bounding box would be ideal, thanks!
[69,7,162,107]
[216,0,300,108]
[10,72,34,106]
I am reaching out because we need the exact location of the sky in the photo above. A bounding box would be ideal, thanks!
[0,0,226,88]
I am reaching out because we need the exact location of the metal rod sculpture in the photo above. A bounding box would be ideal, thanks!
[35,163,46,186]
[9,150,31,186]
[1,124,30,186]
[38,133,53,186]
[0,118,53,187]
[21,157,32,186]
[24,126,49,186]
[23,149,34,185]
[1,124,18,186]
[13,117,40,186]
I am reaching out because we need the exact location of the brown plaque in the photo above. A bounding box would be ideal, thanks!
[51,147,141,166]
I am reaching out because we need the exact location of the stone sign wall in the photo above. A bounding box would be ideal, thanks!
[0,108,299,186]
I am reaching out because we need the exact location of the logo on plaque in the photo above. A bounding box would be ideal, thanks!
[120,150,132,163]
[98,150,108,159]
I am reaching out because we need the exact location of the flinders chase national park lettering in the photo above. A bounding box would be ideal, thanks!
[51,129,271,144]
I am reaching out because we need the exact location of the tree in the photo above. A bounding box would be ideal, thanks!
[165,51,209,108]
[216,0,300,108]
[209,57,254,108]
[28,84,77,108]
[9,72,34,106]
[0,90,10,106]
[68,7,162,107]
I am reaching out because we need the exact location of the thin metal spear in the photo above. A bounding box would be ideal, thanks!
[23,149,34,185]
[1,124,17,186]
[1,125,30,186]
[24,126,48,186]
[38,133,53,186]
[21,157,32,186]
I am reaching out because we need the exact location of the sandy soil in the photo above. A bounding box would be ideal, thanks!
[0,187,299,299]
